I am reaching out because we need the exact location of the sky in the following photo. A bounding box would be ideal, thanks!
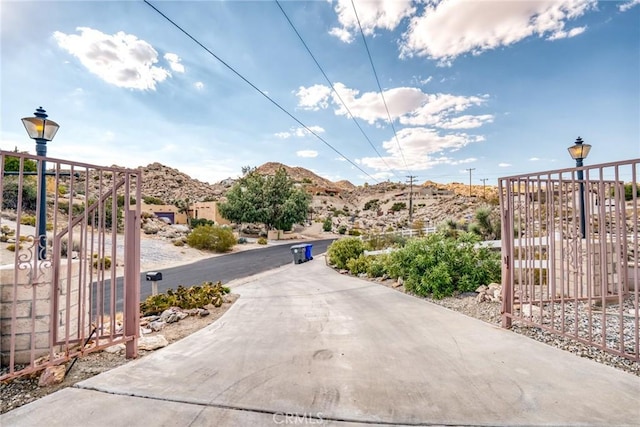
[1,0,639,187]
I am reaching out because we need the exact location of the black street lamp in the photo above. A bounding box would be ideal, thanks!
[567,136,591,238]
[21,107,60,260]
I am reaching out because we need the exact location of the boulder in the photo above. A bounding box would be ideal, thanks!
[138,335,169,351]
[38,365,66,387]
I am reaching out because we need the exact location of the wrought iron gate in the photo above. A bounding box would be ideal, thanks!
[499,159,639,362]
[1,150,141,380]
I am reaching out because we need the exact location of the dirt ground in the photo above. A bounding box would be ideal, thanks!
[0,294,238,414]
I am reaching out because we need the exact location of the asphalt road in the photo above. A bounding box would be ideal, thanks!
[139,238,335,300]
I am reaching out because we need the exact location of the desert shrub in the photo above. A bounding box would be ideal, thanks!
[322,217,332,232]
[327,238,365,269]
[348,228,361,236]
[6,244,22,252]
[364,233,406,251]
[186,225,236,252]
[20,215,36,226]
[191,218,216,228]
[143,196,165,205]
[257,237,268,245]
[141,211,154,219]
[390,202,406,212]
[363,199,379,211]
[58,238,81,257]
[338,225,347,235]
[346,254,371,275]
[140,281,230,316]
[173,240,185,247]
[384,232,500,299]
[237,237,248,244]
[93,256,111,270]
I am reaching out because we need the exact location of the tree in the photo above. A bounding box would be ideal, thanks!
[219,167,311,231]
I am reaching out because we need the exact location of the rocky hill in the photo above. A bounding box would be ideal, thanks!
[255,162,354,193]
[139,163,228,203]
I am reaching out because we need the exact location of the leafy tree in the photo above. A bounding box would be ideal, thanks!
[3,149,37,172]
[219,167,311,231]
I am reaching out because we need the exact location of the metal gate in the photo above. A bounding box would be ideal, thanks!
[499,159,639,362]
[1,150,141,381]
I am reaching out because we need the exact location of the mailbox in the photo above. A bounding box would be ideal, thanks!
[146,271,163,281]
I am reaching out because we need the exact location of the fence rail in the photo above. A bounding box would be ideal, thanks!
[1,150,141,381]
[499,158,639,362]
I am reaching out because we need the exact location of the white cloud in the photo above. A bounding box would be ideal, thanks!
[296,84,331,110]
[296,150,318,158]
[275,126,325,139]
[547,26,586,40]
[400,0,596,64]
[499,162,512,167]
[358,127,484,171]
[529,157,540,161]
[164,53,185,73]
[335,157,347,162]
[450,158,477,165]
[329,0,415,42]
[194,81,204,90]
[619,0,640,12]
[53,27,172,90]
[297,83,493,129]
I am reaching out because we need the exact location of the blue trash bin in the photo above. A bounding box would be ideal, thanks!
[305,244,313,261]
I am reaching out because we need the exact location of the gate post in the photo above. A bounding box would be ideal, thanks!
[499,178,512,328]
[123,202,140,359]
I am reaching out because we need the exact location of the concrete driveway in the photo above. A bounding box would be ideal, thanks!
[3,259,639,426]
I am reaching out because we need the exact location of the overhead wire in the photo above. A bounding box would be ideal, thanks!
[350,0,410,174]
[143,0,380,183]
[275,0,403,182]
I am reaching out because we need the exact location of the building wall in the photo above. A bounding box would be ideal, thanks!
[135,201,229,225]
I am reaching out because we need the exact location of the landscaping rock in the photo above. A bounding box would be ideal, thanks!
[138,335,169,351]
[38,365,65,387]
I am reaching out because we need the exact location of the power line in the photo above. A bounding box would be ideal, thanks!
[143,0,380,183]
[351,0,409,173]
[275,0,402,182]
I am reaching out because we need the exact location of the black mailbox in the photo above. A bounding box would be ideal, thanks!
[146,271,162,281]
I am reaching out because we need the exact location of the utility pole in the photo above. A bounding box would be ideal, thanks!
[406,175,417,224]
[480,178,489,199]
[465,168,475,197]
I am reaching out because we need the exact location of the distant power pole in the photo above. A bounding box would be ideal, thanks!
[465,168,475,197]
[480,178,489,199]
[406,175,417,224]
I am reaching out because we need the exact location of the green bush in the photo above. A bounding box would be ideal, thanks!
[186,225,236,252]
[237,237,248,244]
[257,237,268,245]
[143,196,165,205]
[327,238,365,269]
[348,228,361,236]
[20,215,36,226]
[363,199,379,211]
[346,254,371,275]
[140,281,230,316]
[385,232,500,299]
[6,243,22,252]
[390,202,406,212]
[366,254,388,278]
[191,218,216,228]
[93,256,112,270]
[338,225,347,235]
[322,217,332,232]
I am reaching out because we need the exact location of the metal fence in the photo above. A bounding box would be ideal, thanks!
[1,150,141,381]
[499,159,639,362]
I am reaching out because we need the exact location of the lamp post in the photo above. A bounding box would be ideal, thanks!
[21,107,60,260]
[567,136,591,238]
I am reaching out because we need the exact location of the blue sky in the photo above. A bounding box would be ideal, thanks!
[1,0,639,186]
